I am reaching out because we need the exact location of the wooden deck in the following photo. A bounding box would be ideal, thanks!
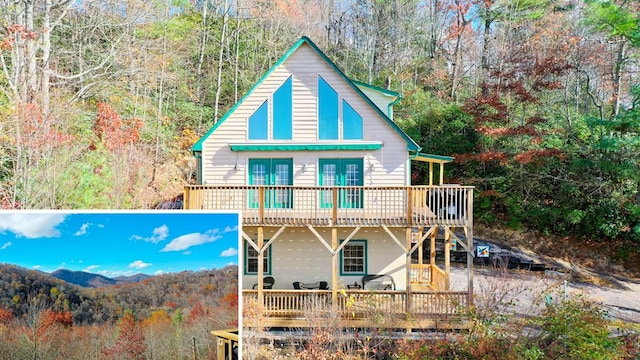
[243,289,470,330]
[184,185,473,227]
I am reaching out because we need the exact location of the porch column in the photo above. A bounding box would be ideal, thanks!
[467,189,475,305]
[430,227,436,267]
[331,227,338,314]
[405,227,412,316]
[444,227,451,290]
[257,227,264,307]
[429,162,434,186]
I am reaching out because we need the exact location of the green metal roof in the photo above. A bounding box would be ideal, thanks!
[411,152,454,163]
[229,143,383,152]
[192,36,420,153]
[352,80,401,98]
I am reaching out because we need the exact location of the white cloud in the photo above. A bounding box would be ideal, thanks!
[98,269,136,277]
[32,265,41,270]
[153,270,165,275]
[131,224,169,243]
[223,225,238,233]
[161,230,221,252]
[74,223,91,236]
[0,213,65,238]
[128,260,152,269]
[220,247,238,257]
[0,242,11,250]
[83,265,100,273]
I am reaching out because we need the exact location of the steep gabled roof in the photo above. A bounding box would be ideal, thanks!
[192,36,420,153]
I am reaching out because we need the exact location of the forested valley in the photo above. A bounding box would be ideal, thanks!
[0,263,238,359]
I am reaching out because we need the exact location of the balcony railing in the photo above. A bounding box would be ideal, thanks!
[184,185,473,227]
[410,264,447,290]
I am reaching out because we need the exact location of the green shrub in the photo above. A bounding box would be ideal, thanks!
[537,298,621,360]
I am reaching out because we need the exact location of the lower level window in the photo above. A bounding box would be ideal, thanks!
[340,240,367,275]
[245,241,271,275]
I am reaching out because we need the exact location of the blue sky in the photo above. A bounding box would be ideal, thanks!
[0,211,240,277]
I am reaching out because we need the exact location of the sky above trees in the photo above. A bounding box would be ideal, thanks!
[0,211,240,276]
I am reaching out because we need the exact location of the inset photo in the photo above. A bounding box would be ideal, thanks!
[0,210,239,359]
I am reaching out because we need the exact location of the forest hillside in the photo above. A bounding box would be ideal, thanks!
[0,263,238,359]
[1,1,638,264]
[0,263,238,324]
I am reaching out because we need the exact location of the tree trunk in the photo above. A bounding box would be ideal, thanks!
[213,0,230,123]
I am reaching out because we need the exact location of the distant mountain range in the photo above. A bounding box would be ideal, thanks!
[50,269,153,288]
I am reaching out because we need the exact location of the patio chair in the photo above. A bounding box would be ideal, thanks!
[318,281,329,290]
[252,276,275,289]
[292,281,301,289]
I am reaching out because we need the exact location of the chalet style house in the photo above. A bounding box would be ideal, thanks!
[184,37,474,331]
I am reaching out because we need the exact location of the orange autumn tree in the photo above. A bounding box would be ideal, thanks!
[103,310,146,360]
[92,102,143,151]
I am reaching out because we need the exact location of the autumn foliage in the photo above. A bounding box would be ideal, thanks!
[92,103,143,151]
[103,311,146,360]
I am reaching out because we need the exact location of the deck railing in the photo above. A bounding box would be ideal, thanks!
[184,185,473,227]
[243,289,468,319]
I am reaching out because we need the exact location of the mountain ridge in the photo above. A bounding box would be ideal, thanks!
[50,268,153,288]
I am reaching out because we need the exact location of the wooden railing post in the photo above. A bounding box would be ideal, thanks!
[258,187,264,223]
[332,187,338,225]
[407,187,413,226]
[183,186,190,209]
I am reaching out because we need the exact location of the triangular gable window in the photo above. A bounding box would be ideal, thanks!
[342,100,362,140]
[248,101,268,140]
[248,77,293,140]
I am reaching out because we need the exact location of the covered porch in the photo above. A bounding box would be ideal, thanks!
[242,223,474,330]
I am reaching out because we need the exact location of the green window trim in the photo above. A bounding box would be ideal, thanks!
[244,241,272,275]
[229,143,382,152]
[340,240,367,276]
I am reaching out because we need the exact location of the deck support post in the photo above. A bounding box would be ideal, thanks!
[466,189,474,305]
[405,227,412,328]
[429,163,434,186]
[257,226,264,308]
[445,227,452,291]
[430,226,436,270]
[331,227,338,315]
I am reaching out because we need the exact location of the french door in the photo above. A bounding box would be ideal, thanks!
[319,158,363,208]
[248,159,293,208]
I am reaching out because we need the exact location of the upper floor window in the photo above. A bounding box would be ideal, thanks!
[273,77,292,140]
[318,76,339,140]
[248,77,293,140]
[248,101,268,140]
[342,100,363,140]
[318,76,363,140]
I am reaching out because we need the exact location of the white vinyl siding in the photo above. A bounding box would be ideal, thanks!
[242,226,407,290]
[199,43,410,187]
